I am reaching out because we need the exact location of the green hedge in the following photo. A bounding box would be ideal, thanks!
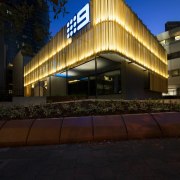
[0,100,180,120]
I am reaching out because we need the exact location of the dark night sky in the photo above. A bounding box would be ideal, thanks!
[50,0,180,37]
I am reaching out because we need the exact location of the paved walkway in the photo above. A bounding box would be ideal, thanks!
[0,139,180,180]
[1,112,180,147]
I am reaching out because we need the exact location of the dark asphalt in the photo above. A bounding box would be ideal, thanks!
[0,139,180,180]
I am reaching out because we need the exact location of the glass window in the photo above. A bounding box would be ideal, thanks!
[170,69,180,77]
[66,58,122,96]
[168,51,180,60]
[97,70,121,95]
[67,60,95,96]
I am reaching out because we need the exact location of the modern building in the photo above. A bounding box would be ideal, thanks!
[24,0,168,99]
[165,21,180,31]
[13,51,32,96]
[0,0,50,99]
[157,22,180,97]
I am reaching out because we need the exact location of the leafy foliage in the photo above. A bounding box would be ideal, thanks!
[0,1,34,33]
[51,0,68,19]
[0,0,68,39]
[0,100,180,121]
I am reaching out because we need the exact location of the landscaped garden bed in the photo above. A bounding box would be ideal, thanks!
[0,99,180,121]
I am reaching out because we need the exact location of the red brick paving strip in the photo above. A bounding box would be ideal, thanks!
[152,112,180,137]
[60,116,93,143]
[27,118,63,145]
[0,119,33,147]
[0,113,179,147]
[93,115,127,141]
[122,114,162,139]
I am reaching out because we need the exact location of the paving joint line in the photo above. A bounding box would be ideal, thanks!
[25,119,36,145]
[120,115,128,140]
[149,113,164,138]
[0,121,8,132]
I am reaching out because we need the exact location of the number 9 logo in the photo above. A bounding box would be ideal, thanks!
[67,3,90,38]
[77,3,90,31]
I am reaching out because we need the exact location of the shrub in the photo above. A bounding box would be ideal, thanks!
[0,99,179,121]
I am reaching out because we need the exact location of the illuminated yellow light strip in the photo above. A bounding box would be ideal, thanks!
[24,50,95,86]
[24,42,167,87]
[94,19,166,65]
[24,39,72,77]
[69,80,80,84]
[96,0,166,62]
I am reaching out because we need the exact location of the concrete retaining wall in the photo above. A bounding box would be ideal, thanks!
[0,112,179,147]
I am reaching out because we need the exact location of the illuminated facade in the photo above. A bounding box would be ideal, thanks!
[157,22,180,97]
[24,0,168,99]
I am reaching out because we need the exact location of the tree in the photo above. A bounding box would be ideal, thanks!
[0,0,68,35]
[0,0,68,55]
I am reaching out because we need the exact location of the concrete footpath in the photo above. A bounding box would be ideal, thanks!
[0,138,180,180]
